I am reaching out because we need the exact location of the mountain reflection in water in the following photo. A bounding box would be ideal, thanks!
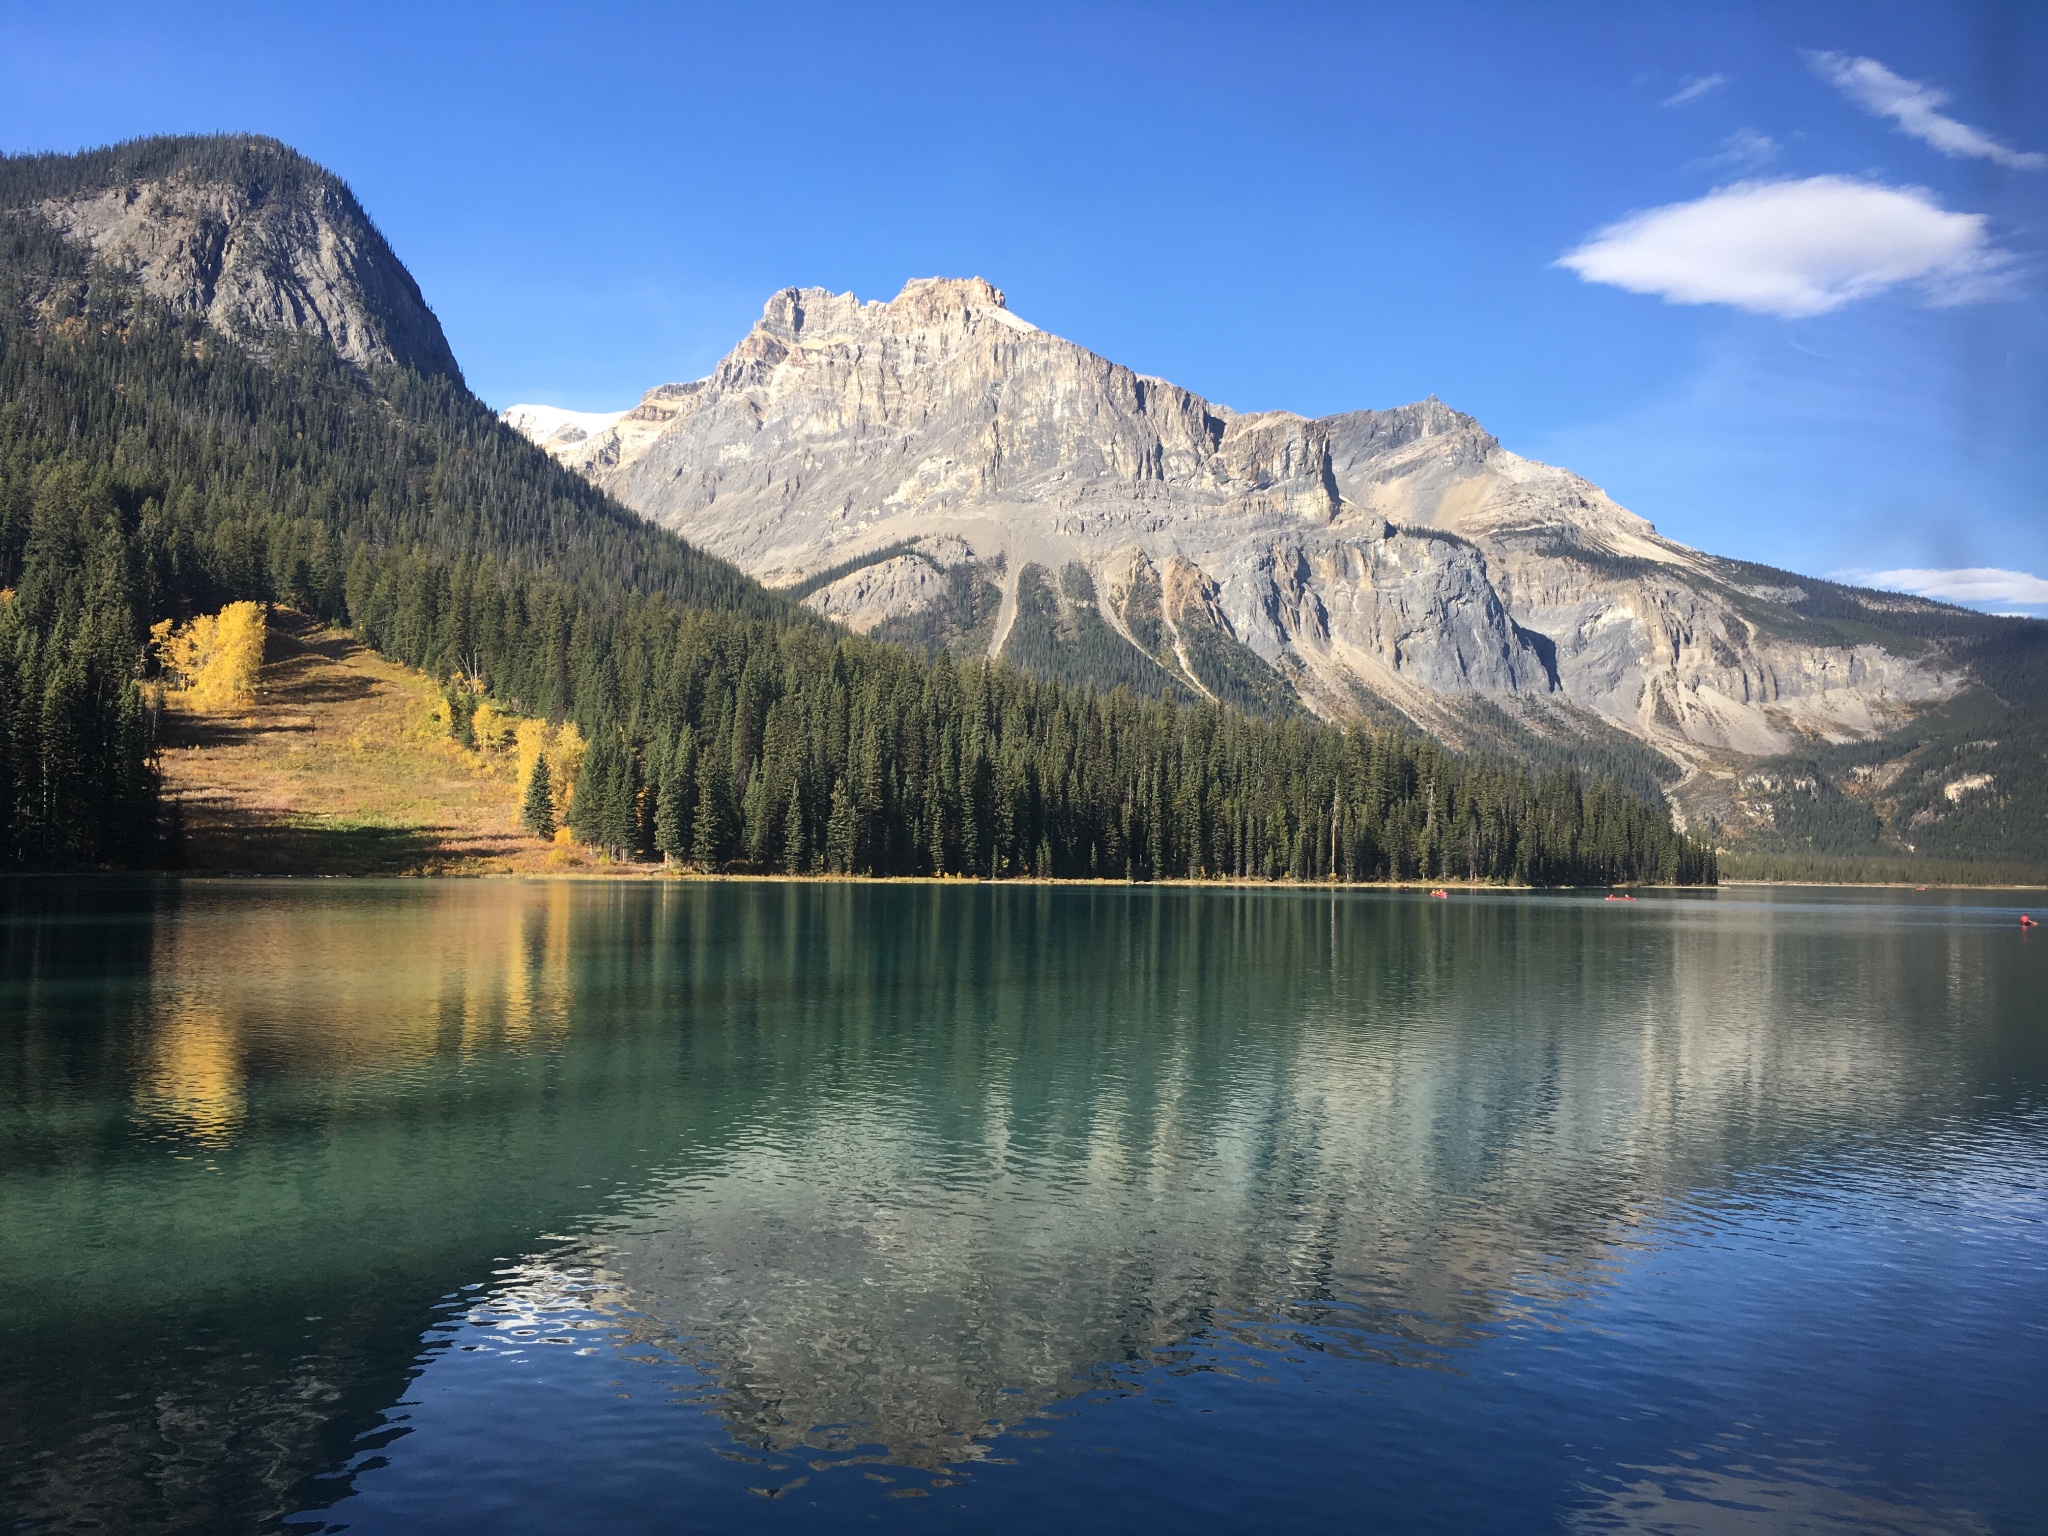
[2,879,2042,1533]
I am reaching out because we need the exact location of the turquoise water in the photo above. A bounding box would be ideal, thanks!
[2,879,2044,1533]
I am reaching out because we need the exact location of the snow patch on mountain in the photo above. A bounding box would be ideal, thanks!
[502,404,631,453]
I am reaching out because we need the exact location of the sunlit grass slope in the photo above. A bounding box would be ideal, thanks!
[160,611,583,876]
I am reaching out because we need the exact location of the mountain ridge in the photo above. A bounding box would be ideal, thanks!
[504,278,1969,757]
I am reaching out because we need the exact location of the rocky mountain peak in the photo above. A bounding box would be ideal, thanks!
[5,134,460,380]
[757,286,863,342]
[890,274,1020,323]
[504,277,1960,764]
[754,276,1035,349]
[1318,396,1500,477]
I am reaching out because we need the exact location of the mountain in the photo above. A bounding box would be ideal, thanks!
[10,135,462,379]
[508,278,2048,863]
[0,136,1705,885]
[0,136,799,607]
[0,134,796,865]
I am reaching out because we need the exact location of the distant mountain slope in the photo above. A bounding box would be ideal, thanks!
[0,136,800,615]
[507,279,1975,760]
[501,402,630,457]
[508,277,2047,868]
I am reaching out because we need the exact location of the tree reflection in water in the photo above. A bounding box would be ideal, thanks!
[0,880,2038,1531]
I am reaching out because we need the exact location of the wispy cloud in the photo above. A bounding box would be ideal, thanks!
[1687,128,1779,176]
[1834,567,2048,606]
[1807,52,2045,170]
[1662,73,1728,108]
[1557,176,2010,317]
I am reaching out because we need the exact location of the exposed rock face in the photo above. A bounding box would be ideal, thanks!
[804,553,952,632]
[1313,402,1955,756]
[33,139,460,379]
[570,278,1345,576]
[506,277,1960,764]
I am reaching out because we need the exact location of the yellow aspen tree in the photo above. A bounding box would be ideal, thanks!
[513,717,552,788]
[152,613,209,688]
[471,700,517,755]
[153,603,266,711]
[552,721,588,811]
[206,603,265,705]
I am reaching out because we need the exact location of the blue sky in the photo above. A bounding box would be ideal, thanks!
[5,1,2044,609]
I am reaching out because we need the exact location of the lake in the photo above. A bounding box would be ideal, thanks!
[2,878,2044,1533]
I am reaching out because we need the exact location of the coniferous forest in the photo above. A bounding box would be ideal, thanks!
[0,138,1713,884]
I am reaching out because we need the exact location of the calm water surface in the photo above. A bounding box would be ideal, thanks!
[2,879,2044,1533]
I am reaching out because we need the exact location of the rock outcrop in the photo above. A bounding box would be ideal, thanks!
[24,135,461,379]
[506,277,1961,766]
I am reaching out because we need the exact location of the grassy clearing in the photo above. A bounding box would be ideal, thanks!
[158,611,609,876]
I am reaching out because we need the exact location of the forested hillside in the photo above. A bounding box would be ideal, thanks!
[0,135,1711,884]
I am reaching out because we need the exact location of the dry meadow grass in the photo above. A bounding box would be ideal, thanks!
[158,611,604,876]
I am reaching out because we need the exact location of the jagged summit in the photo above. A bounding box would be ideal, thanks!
[819,275,1028,324]
[506,275,1960,765]
[1,134,461,379]
[1322,397,1496,463]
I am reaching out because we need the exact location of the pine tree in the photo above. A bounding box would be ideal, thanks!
[783,781,808,873]
[825,777,856,873]
[521,756,556,840]
[566,734,612,848]
[691,750,735,869]
[654,766,685,862]
[597,742,637,858]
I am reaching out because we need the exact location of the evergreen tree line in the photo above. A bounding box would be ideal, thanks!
[0,177,1713,884]
[376,536,1708,885]
[499,596,1712,886]
[0,461,158,864]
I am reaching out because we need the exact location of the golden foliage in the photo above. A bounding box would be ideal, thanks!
[153,602,267,711]
[471,699,518,755]
[513,717,552,791]
[552,722,588,809]
[508,718,586,808]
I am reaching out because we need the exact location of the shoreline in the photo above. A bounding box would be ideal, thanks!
[14,869,2045,892]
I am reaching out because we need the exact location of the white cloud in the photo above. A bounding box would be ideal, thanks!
[1807,52,2045,170]
[1834,567,2048,606]
[1663,73,1729,108]
[1687,128,1779,175]
[1556,176,2010,317]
